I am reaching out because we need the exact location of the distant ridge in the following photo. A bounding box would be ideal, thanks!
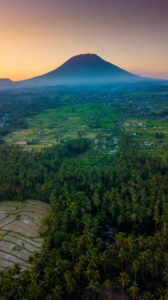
[0,78,13,89]
[0,53,152,90]
[18,53,142,87]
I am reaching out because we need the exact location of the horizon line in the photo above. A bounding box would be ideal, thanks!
[0,53,167,81]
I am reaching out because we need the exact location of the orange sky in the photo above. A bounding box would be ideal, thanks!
[0,0,167,81]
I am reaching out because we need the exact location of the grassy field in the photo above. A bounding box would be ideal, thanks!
[0,200,49,272]
[4,102,125,150]
[122,118,168,159]
[3,94,168,160]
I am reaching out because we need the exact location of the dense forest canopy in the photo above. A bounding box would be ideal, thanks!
[1,138,168,299]
[0,83,168,299]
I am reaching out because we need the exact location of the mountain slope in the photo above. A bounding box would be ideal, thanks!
[0,79,14,89]
[19,54,141,87]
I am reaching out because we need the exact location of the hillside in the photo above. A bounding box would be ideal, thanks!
[0,79,13,89]
[19,54,141,87]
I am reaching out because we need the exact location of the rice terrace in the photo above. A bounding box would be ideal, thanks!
[0,200,49,272]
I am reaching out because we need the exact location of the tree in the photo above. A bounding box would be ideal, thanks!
[129,282,140,300]
[118,272,130,300]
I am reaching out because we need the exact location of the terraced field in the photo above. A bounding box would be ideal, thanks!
[0,200,49,272]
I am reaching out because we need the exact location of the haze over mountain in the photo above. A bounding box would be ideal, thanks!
[0,53,150,89]
[19,54,141,87]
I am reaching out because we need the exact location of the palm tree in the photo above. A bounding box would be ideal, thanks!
[132,260,139,283]
[129,282,140,300]
[118,272,130,300]
[51,285,63,300]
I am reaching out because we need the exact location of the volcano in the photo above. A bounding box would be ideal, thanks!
[19,53,141,87]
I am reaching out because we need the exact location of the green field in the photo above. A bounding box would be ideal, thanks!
[4,102,168,160]
[1,84,168,161]
[5,102,125,150]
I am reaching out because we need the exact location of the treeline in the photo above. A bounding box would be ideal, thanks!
[0,139,91,200]
[0,96,61,140]
[1,141,168,299]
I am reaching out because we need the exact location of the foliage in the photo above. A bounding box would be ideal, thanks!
[1,140,168,299]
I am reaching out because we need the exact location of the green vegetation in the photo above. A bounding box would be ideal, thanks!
[1,84,168,160]
[0,83,168,299]
[1,142,168,299]
[4,101,125,150]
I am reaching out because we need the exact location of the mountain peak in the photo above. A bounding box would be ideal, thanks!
[66,53,103,63]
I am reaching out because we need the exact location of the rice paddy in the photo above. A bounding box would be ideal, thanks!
[0,200,49,272]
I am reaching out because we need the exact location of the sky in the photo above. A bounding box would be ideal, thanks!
[0,0,167,81]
